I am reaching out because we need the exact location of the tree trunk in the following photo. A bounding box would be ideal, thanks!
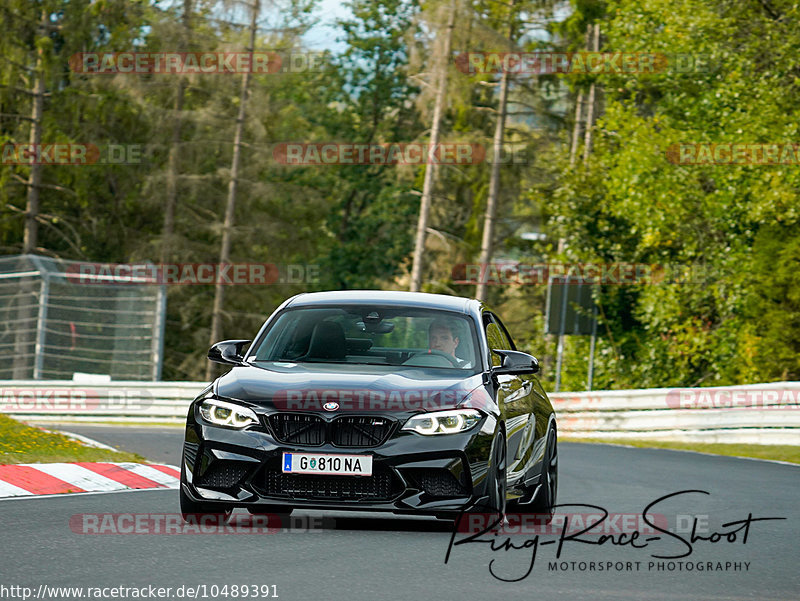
[475,0,515,302]
[409,0,456,292]
[22,9,47,255]
[569,25,593,168]
[582,24,600,165]
[162,0,193,264]
[206,0,259,381]
[569,89,584,167]
[13,9,47,379]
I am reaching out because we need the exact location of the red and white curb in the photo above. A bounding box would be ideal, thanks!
[0,462,180,498]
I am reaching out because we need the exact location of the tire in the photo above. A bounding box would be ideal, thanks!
[179,463,233,524]
[530,428,558,516]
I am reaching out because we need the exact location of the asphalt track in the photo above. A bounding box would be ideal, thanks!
[1,426,797,601]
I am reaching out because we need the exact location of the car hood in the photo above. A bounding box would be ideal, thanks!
[213,363,486,415]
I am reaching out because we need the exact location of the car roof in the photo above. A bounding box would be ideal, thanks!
[285,290,479,314]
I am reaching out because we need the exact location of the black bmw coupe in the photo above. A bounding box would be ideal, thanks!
[180,291,557,521]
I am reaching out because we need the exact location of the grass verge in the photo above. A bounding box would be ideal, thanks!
[0,414,146,464]
[562,437,800,465]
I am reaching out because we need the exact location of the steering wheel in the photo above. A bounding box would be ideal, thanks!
[405,349,462,368]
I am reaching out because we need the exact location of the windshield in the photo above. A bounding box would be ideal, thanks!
[249,305,480,372]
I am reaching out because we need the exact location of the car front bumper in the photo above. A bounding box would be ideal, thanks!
[181,407,499,516]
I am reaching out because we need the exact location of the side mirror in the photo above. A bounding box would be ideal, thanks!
[208,339,251,366]
[491,349,540,375]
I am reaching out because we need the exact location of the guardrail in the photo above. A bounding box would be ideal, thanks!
[1,380,798,444]
[551,381,800,445]
[0,380,206,424]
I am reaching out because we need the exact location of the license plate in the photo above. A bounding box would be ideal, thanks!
[281,452,373,476]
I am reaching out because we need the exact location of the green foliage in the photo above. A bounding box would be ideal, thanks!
[542,0,800,388]
[1,0,796,388]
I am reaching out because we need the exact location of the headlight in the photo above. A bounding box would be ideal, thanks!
[198,398,258,429]
[402,409,481,435]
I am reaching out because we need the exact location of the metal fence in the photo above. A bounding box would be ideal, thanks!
[1,379,798,444]
[0,255,165,381]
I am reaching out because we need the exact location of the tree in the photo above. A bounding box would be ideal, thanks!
[545,0,800,388]
[475,0,518,301]
[409,0,457,292]
[207,0,260,380]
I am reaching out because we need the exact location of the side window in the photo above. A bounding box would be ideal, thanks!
[484,313,512,367]
[491,314,516,350]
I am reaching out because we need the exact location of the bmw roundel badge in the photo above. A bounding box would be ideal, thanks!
[323,401,339,411]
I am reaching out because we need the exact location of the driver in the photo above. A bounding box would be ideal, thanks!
[428,319,467,366]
